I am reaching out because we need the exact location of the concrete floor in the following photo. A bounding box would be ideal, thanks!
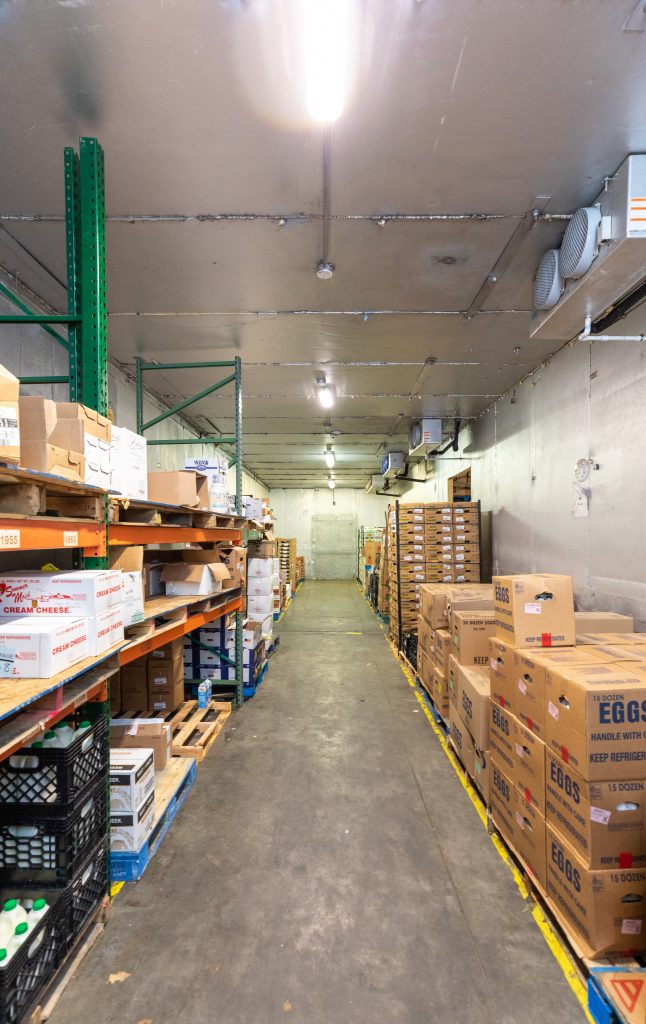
[55,580,583,1024]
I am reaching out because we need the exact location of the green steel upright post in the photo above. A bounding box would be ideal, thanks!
[135,357,144,434]
[79,137,108,417]
[234,356,243,706]
[64,147,81,401]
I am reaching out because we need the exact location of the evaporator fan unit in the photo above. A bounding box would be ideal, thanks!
[533,249,563,310]
[559,206,602,279]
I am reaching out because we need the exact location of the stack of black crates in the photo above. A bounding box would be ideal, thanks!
[0,704,109,1023]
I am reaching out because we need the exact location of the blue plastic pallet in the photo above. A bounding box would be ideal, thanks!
[111,759,197,883]
[243,659,269,699]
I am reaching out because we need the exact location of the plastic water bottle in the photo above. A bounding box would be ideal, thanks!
[42,731,60,749]
[53,721,75,746]
[29,899,48,924]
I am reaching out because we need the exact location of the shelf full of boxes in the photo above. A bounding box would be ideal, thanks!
[370,554,646,1024]
[0,135,270,1019]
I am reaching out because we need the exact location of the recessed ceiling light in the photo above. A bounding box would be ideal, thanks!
[316,261,335,280]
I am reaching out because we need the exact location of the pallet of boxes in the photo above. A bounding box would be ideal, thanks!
[275,538,297,611]
[247,534,279,641]
[416,583,494,800]
[488,575,646,959]
[388,502,481,647]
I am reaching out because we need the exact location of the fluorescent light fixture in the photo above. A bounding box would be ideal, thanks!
[316,374,334,408]
[328,476,336,489]
[324,446,335,469]
[304,0,350,122]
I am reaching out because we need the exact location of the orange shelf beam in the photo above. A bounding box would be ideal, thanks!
[0,517,106,556]
[109,524,242,546]
[119,595,243,665]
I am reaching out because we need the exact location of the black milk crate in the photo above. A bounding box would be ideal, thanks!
[402,631,418,670]
[0,778,107,887]
[0,708,107,820]
[67,837,108,944]
[0,887,68,1024]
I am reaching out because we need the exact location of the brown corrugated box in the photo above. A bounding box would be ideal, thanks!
[432,666,450,717]
[489,637,516,713]
[20,441,84,481]
[451,611,495,668]
[545,750,646,869]
[513,646,612,739]
[489,701,545,812]
[147,470,209,508]
[56,402,111,441]
[490,759,547,891]
[544,662,646,781]
[493,574,575,648]
[546,825,646,956]
[450,704,476,776]
[456,664,490,749]
[574,611,634,634]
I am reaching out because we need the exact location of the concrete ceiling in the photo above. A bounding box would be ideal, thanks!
[1,0,646,487]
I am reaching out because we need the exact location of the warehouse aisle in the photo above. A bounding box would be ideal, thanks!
[55,581,581,1024]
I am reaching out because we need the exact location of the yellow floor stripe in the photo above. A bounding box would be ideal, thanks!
[389,639,594,1024]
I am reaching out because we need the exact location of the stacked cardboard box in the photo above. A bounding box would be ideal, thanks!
[183,617,266,688]
[0,364,20,465]
[296,555,305,582]
[276,537,298,590]
[488,574,646,957]
[388,502,482,640]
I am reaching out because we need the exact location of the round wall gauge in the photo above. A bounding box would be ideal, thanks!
[575,458,590,483]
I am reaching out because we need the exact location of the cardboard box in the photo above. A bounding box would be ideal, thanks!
[0,365,20,465]
[217,545,246,584]
[87,606,124,656]
[121,571,145,626]
[121,662,148,708]
[247,557,273,579]
[149,637,184,661]
[111,426,147,500]
[183,456,229,512]
[434,628,453,677]
[0,615,89,677]
[473,747,490,805]
[109,546,144,574]
[246,540,275,559]
[493,574,575,648]
[147,656,183,687]
[417,647,434,694]
[576,632,646,646]
[142,561,167,600]
[56,402,111,442]
[450,704,476,776]
[575,611,634,634]
[148,679,184,713]
[448,654,460,706]
[242,496,263,520]
[247,594,274,618]
[544,662,646,781]
[20,441,84,482]
[111,720,172,772]
[225,620,263,650]
[417,615,432,657]
[514,646,612,738]
[109,748,155,812]
[432,666,450,718]
[546,826,646,956]
[110,789,156,853]
[545,750,646,869]
[161,561,229,597]
[147,470,209,509]
[19,396,60,442]
[0,569,122,617]
[490,759,547,890]
[457,664,490,749]
[489,701,546,812]
[489,637,516,713]
[246,575,273,597]
[451,611,495,668]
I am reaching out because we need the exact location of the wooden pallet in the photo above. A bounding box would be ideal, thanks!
[171,699,231,761]
[108,496,244,530]
[27,896,111,1023]
[0,462,104,519]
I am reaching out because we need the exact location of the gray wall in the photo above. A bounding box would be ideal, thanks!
[404,336,646,627]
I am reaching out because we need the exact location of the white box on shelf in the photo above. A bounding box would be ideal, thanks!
[88,606,124,655]
[247,594,273,618]
[242,496,263,520]
[0,570,122,617]
[224,620,263,649]
[120,571,145,626]
[110,789,155,852]
[261,614,273,637]
[246,576,273,597]
[111,426,148,501]
[0,616,90,677]
[84,434,112,489]
[183,456,229,512]
[109,748,155,813]
[247,558,272,579]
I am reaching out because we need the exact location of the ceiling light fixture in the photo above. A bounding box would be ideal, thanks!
[304,0,350,123]
[324,445,335,468]
[317,374,334,408]
[328,475,336,489]
[316,260,335,280]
